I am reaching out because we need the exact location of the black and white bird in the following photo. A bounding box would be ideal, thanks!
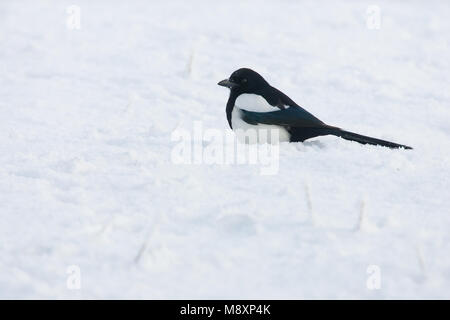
[218,68,412,149]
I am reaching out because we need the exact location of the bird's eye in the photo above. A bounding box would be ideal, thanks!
[241,78,247,84]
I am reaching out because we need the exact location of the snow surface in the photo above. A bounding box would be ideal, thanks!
[1,0,450,299]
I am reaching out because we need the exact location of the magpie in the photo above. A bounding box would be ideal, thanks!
[218,68,412,149]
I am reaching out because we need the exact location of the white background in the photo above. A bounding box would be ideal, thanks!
[1,0,449,298]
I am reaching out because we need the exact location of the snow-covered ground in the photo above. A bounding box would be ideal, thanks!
[1,0,450,299]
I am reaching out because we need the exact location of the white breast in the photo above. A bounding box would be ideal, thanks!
[231,94,290,144]
[235,93,278,112]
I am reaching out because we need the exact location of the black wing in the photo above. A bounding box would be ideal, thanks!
[240,107,327,128]
[243,86,327,128]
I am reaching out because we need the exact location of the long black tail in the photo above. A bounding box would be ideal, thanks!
[332,129,412,149]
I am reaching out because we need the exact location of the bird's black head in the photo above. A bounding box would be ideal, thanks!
[218,68,269,94]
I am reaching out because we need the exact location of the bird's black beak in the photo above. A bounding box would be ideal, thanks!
[218,79,238,89]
